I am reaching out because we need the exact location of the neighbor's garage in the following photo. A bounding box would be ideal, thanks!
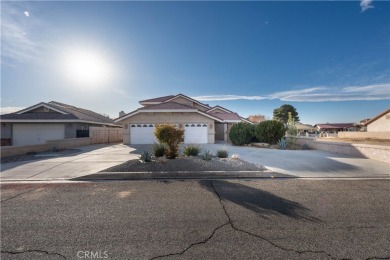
[12,124,65,146]
[129,123,208,144]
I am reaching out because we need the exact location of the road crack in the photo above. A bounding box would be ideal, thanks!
[208,180,338,260]
[1,185,48,203]
[1,249,67,259]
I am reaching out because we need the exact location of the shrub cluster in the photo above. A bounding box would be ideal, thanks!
[216,149,229,158]
[152,142,168,157]
[154,124,184,159]
[229,120,286,146]
[183,144,201,156]
[229,122,254,145]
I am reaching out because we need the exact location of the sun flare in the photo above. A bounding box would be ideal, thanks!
[62,48,112,87]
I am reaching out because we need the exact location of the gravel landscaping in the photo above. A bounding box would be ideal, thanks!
[102,156,266,172]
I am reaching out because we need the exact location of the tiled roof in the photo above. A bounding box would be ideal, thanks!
[139,95,175,103]
[139,102,196,110]
[209,112,242,121]
[206,106,233,113]
[49,102,116,124]
[363,108,390,126]
[315,123,354,129]
[0,112,77,120]
[1,101,118,126]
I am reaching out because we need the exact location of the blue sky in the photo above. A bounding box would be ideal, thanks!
[1,1,389,124]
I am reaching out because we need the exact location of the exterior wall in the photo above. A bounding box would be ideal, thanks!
[226,123,234,143]
[338,131,390,140]
[367,112,390,132]
[0,138,92,158]
[296,137,390,164]
[1,123,12,139]
[119,112,215,144]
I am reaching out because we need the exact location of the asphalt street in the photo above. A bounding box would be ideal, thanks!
[1,180,389,260]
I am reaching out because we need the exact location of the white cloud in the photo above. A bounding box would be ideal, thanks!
[360,0,374,12]
[0,107,25,114]
[24,11,29,17]
[192,83,390,103]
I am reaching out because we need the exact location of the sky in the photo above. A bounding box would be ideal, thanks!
[1,0,389,125]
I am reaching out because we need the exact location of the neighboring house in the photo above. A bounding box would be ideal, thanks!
[115,94,251,144]
[247,114,266,124]
[314,123,356,133]
[295,122,316,134]
[363,108,390,132]
[1,101,121,146]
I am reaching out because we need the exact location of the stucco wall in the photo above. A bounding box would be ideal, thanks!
[367,112,390,132]
[338,131,390,140]
[296,137,390,164]
[1,123,12,139]
[0,138,92,158]
[119,112,215,144]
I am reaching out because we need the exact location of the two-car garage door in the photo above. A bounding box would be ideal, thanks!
[130,123,208,144]
[13,124,65,146]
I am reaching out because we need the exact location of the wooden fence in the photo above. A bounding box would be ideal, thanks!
[90,127,123,144]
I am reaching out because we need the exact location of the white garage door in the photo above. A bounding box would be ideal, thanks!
[184,123,208,144]
[130,124,157,144]
[13,124,65,146]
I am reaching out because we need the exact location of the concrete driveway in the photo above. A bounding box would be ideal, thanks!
[1,143,389,181]
[199,143,390,178]
[0,144,139,181]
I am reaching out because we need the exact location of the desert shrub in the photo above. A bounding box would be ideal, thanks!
[140,150,152,162]
[254,120,286,144]
[153,142,167,157]
[302,143,310,150]
[202,150,213,161]
[183,144,201,156]
[154,124,184,159]
[229,122,254,145]
[216,149,229,158]
[277,138,288,150]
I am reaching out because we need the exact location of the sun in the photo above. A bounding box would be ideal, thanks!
[62,48,112,87]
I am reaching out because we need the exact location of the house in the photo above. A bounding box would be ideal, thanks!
[363,108,390,132]
[314,123,356,133]
[295,122,316,134]
[114,94,251,144]
[1,101,121,146]
[247,114,266,124]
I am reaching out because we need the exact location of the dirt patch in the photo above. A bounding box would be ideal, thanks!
[102,156,266,172]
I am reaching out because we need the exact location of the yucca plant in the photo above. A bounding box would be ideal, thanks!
[140,150,152,162]
[183,144,201,156]
[277,138,288,150]
[216,149,229,158]
[202,150,213,161]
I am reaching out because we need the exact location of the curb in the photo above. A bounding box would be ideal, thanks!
[73,170,291,180]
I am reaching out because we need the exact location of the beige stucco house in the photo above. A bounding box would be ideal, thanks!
[364,108,390,132]
[115,94,251,144]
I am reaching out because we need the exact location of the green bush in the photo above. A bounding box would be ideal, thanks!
[183,144,201,156]
[216,149,229,158]
[202,150,213,161]
[140,150,152,162]
[255,120,286,144]
[153,142,167,157]
[229,122,254,145]
[154,124,184,159]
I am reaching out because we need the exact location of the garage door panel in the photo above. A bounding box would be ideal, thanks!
[184,123,208,144]
[13,124,65,146]
[130,124,157,144]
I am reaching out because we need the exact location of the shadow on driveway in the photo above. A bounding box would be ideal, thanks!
[199,180,321,222]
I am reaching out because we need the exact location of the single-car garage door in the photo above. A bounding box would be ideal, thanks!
[13,124,65,146]
[184,123,208,143]
[130,124,157,144]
